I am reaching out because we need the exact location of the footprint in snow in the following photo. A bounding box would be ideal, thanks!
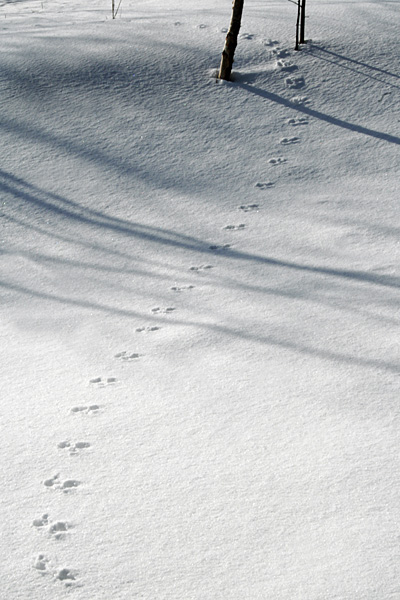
[89,376,117,387]
[287,117,309,126]
[273,47,290,58]
[43,474,81,493]
[240,32,255,40]
[255,181,275,189]
[48,521,72,539]
[209,243,231,251]
[56,568,78,584]
[268,157,287,166]
[32,514,50,528]
[114,351,141,361]
[58,440,91,455]
[263,39,279,47]
[223,224,246,231]
[189,264,214,272]
[170,285,195,292]
[286,76,305,89]
[280,136,300,145]
[151,307,175,314]
[276,59,298,72]
[33,515,73,540]
[290,95,310,105]
[70,404,100,415]
[33,555,78,586]
[33,554,51,575]
[136,325,161,333]
[239,203,259,212]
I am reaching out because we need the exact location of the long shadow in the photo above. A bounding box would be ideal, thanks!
[0,169,209,253]
[236,83,400,146]
[308,46,400,91]
[2,169,399,291]
[1,279,399,375]
[0,246,168,283]
[310,44,400,81]
[2,242,398,328]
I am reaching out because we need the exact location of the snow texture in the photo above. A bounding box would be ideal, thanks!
[0,0,399,598]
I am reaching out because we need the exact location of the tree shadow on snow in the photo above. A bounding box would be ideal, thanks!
[2,166,399,375]
[0,277,399,375]
[1,168,399,292]
[236,83,400,146]
[309,44,400,85]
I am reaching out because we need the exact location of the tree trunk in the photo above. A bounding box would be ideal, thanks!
[218,0,245,81]
[295,0,300,50]
[299,0,306,44]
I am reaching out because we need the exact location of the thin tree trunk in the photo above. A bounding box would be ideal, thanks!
[295,0,300,50]
[299,0,306,44]
[218,0,245,81]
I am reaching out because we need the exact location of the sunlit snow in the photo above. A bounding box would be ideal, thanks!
[1,0,399,598]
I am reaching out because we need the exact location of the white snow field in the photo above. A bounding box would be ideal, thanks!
[0,0,399,597]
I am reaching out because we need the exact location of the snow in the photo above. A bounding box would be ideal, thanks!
[0,0,399,597]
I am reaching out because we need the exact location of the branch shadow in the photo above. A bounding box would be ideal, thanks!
[236,83,400,146]
[2,169,399,292]
[2,166,399,375]
[0,169,210,254]
[310,44,400,82]
[1,278,399,375]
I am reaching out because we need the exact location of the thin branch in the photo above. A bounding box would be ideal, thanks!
[114,0,123,18]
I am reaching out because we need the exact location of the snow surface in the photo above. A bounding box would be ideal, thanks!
[0,0,399,597]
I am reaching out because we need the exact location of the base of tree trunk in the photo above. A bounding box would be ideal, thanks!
[218,0,245,81]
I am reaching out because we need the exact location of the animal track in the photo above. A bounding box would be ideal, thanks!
[48,521,71,539]
[189,264,214,272]
[43,474,81,492]
[151,307,175,314]
[136,325,161,332]
[33,555,77,586]
[286,76,305,89]
[239,204,259,212]
[32,514,49,528]
[62,479,80,490]
[33,515,73,540]
[89,376,117,387]
[171,285,195,292]
[287,117,309,126]
[58,440,91,455]
[263,39,279,47]
[209,243,231,251]
[114,351,140,361]
[255,181,274,189]
[56,568,77,582]
[268,157,287,166]
[240,32,255,40]
[33,554,50,574]
[43,474,60,487]
[273,48,290,58]
[280,136,300,145]
[276,59,297,72]
[223,224,246,231]
[70,404,100,414]
[290,95,310,105]
[74,442,91,449]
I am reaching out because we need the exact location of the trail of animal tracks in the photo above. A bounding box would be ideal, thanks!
[0,0,399,598]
